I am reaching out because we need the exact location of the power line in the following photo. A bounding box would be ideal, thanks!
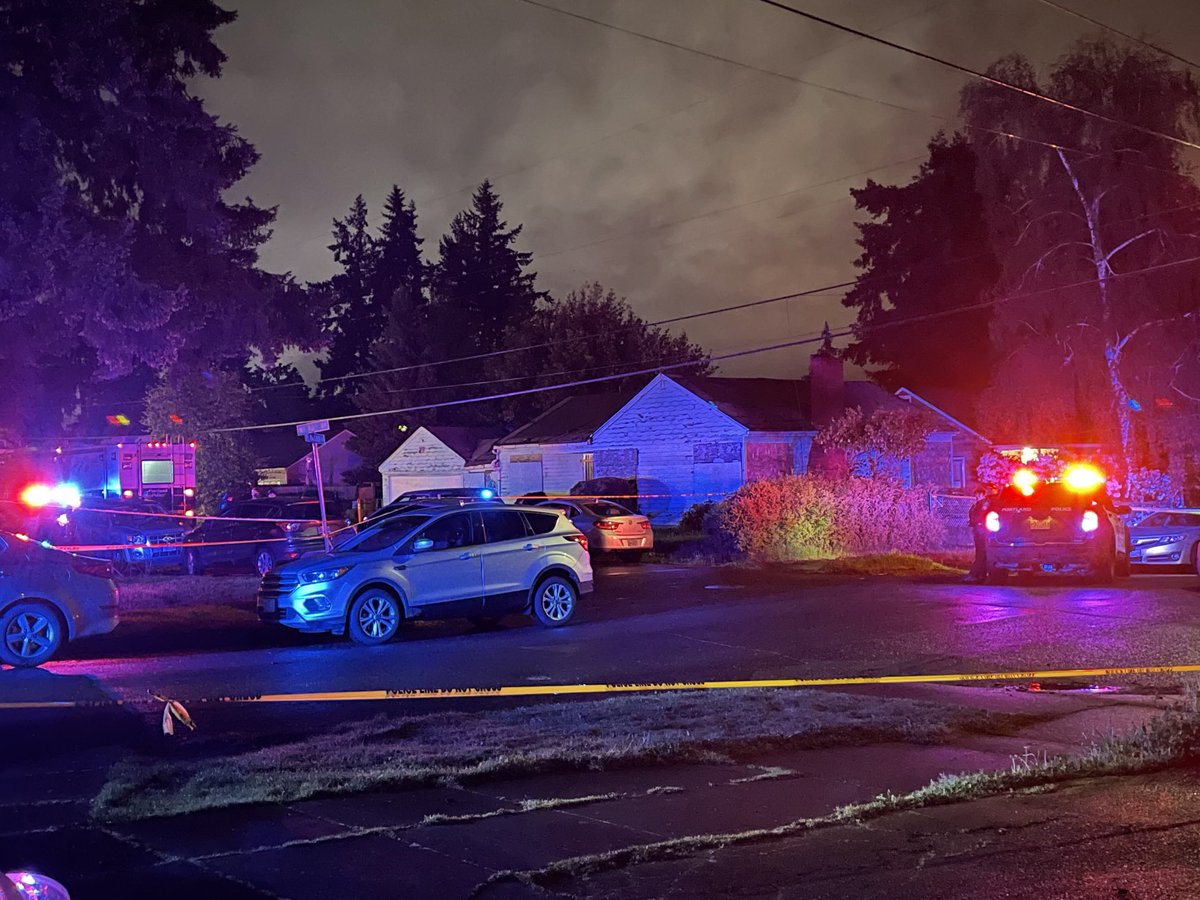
[250,279,856,394]
[415,0,958,210]
[755,0,1200,153]
[214,250,1200,434]
[1032,0,1200,74]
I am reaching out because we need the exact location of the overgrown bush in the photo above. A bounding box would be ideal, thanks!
[711,475,945,562]
[678,501,715,533]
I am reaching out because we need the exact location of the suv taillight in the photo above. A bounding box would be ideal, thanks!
[277,521,304,533]
[564,533,589,552]
[641,521,651,530]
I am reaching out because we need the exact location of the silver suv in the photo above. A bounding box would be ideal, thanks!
[258,505,593,643]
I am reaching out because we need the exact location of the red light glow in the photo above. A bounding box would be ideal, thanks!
[1063,464,1105,492]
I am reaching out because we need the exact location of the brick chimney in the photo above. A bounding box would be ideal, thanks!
[809,323,845,427]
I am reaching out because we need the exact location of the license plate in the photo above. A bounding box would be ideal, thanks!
[623,539,642,547]
[260,596,276,613]
[1028,518,1053,531]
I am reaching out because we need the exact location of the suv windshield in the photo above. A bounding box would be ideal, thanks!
[341,514,430,552]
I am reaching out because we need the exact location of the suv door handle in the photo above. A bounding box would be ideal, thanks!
[458,552,479,560]
[522,544,536,551]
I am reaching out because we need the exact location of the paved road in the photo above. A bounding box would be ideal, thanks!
[4,564,1199,704]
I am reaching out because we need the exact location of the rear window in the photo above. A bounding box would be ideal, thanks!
[583,501,631,517]
[479,510,528,543]
[522,511,560,535]
[993,485,1090,509]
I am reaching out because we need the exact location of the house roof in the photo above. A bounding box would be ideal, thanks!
[670,375,816,431]
[255,429,356,470]
[496,391,637,446]
[420,425,505,467]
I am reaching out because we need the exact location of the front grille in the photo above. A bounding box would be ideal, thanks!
[259,571,301,604]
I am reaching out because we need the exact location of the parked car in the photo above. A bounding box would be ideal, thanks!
[365,487,501,524]
[535,498,653,561]
[185,499,350,577]
[258,504,592,643]
[0,533,118,667]
[46,497,189,575]
[1129,510,1200,572]
[984,477,1131,583]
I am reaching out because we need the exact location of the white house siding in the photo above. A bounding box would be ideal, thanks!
[496,442,591,498]
[592,376,746,524]
[377,428,471,504]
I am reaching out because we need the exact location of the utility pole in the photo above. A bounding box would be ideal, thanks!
[297,420,333,551]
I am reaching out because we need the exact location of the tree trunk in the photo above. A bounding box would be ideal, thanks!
[1056,150,1136,480]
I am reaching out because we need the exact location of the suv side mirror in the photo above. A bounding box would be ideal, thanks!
[412,537,435,553]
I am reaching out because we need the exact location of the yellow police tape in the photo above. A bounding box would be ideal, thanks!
[3,663,1200,712]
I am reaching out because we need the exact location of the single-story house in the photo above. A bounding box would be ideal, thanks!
[377,425,503,504]
[256,428,363,489]
[492,349,990,523]
[376,349,991,524]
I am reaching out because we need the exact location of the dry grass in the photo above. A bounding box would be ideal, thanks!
[92,688,1027,822]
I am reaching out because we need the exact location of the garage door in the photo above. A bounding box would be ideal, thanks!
[383,474,464,504]
[503,459,543,497]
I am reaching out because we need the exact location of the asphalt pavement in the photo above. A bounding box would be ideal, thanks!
[4,564,1200,706]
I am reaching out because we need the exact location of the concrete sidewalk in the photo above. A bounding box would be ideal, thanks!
[0,688,1176,899]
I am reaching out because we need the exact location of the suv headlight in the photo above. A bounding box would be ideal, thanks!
[300,566,352,584]
[127,533,147,545]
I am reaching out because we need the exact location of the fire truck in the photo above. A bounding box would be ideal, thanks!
[0,437,198,525]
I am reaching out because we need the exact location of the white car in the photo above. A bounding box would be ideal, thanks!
[258,505,592,643]
[535,498,654,561]
[1129,510,1200,572]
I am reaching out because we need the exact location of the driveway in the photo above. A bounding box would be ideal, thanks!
[6,564,1199,705]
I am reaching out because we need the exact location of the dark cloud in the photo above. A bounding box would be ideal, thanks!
[201,0,1200,380]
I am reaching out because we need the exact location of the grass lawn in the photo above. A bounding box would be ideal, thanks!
[92,688,1034,822]
[118,575,260,611]
[774,552,968,578]
[485,693,1200,890]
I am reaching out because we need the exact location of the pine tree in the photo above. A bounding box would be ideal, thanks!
[373,185,425,310]
[431,180,542,356]
[318,195,379,393]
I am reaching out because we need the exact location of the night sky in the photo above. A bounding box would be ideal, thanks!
[200,0,1200,379]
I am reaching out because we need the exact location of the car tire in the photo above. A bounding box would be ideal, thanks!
[254,546,275,578]
[0,601,65,668]
[1115,551,1131,579]
[348,588,403,645]
[531,576,578,627]
[185,549,204,576]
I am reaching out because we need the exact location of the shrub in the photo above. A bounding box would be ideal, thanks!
[712,475,945,562]
[678,501,715,533]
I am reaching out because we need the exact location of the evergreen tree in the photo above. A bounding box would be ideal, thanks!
[842,135,999,396]
[1,0,312,439]
[431,180,542,356]
[318,195,379,394]
[373,185,425,310]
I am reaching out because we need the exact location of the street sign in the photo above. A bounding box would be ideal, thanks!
[304,433,326,445]
[296,420,330,436]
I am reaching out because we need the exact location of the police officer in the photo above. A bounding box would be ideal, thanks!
[966,487,990,583]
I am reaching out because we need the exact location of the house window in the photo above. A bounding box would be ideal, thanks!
[581,452,594,481]
[951,457,966,489]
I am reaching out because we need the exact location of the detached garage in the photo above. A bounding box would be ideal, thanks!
[377,425,502,504]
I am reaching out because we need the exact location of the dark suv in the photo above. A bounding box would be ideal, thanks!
[985,482,1131,583]
[51,497,189,574]
[185,499,349,576]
